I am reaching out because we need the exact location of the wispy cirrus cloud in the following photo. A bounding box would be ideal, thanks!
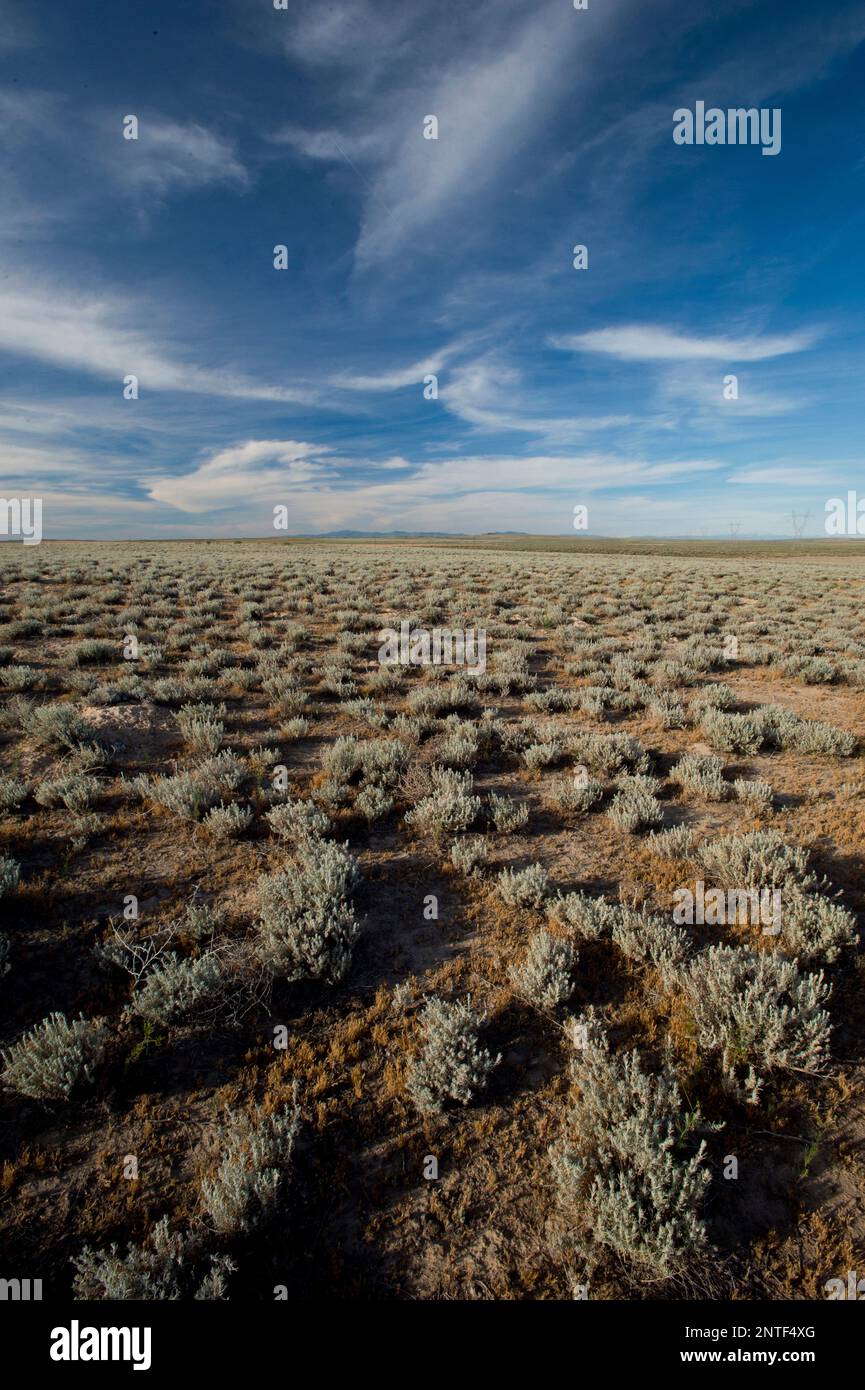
[147,440,334,513]
[101,116,249,201]
[0,272,315,404]
[146,437,721,518]
[727,464,833,486]
[331,343,464,392]
[271,0,603,268]
[551,324,820,362]
[443,359,631,438]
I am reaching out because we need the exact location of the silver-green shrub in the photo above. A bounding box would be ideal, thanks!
[450,835,489,876]
[547,775,604,815]
[496,862,550,908]
[72,1218,234,1300]
[22,702,94,749]
[0,775,28,810]
[202,802,252,839]
[550,1017,713,1274]
[779,889,858,964]
[486,791,530,833]
[669,752,728,802]
[0,854,20,898]
[509,929,576,1008]
[2,1011,107,1099]
[549,891,619,939]
[256,837,361,983]
[132,952,224,1025]
[608,776,663,833]
[35,773,100,812]
[407,996,500,1115]
[698,828,811,890]
[677,945,831,1103]
[266,799,330,842]
[404,767,481,839]
[200,1102,300,1235]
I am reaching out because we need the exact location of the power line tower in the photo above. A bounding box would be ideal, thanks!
[791,509,811,538]
[729,521,741,539]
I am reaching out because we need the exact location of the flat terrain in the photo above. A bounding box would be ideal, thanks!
[1,539,864,1299]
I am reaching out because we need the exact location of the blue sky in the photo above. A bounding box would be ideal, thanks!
[1,0,864,539]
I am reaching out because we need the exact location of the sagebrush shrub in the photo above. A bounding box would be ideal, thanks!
[35,772,100,812]
[0,664,38,692]
[200,1101,300,1235]
[568,731,649,777]
[690,683,736,715]
[611,907,689,976]
[547,775,604,815]
[778,889,858,964]
[407,997,500,1115]
[549,891,619,939]
[257,836,361,983]
[0,853,20,898]
[450,835,488,876]
[266,799,330,842]
[357,737,411,786]
[0,774,28,811]
[355,783,394,822]
[698,829,811,890]
[669,752,727,802]
[608,778,662,833]
[733,777,773,807]
[510,929,577,1007]
[2,1011,107,1099]
[523,740,563,771]
[133,752,244,822]
[322,735,360,781]
[68,639,117,667]
[496,862,550,908]
[181,716,225,755]
[132,952,224,1025]
[202,802,252,839]
[550,1017,713,1274]
[646,824,694,858]
[404,767,481,839]
[72,1218,234,1300]
[702,705,854,758]
[486,791,530,832]
[22,702,94,749]
[677,945,831,1102]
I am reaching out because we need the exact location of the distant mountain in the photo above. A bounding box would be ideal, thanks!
[311,530,531,538]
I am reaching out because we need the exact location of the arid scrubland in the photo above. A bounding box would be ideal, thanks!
[1,538,865,1300]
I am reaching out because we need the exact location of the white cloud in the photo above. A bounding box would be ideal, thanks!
[656,363,806,421]
[552,324,818,362]
[105,117,249,200]
[274,0,585,268]
[354,6,577,266]
[333,347,458,392]
[277,0,419,74]
[146,440,333,512]
[146,438,721,522]
[270,125,386,164]
[727,465,831,486]
[0,273,314,403]
[444,359,630,436]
